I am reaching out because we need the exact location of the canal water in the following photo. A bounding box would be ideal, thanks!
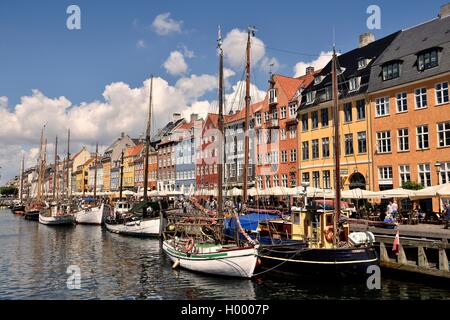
[1,209,449,300]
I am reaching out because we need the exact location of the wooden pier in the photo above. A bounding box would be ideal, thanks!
[350,223,450,279]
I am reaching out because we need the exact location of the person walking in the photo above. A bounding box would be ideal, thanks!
[443,201,450,229]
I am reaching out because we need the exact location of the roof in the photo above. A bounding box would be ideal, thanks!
[125,144,144,157]
[300,31,400,108]
[225,101,263,123]
[368,15,450,93]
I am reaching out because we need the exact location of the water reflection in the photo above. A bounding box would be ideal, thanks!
[0,210,449,300]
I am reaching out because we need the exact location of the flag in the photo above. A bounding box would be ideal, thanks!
[392,229,400,256]
[217,25,222,49]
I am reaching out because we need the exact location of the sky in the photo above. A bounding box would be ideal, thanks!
[0,0,447,184]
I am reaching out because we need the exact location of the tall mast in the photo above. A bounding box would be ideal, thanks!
[119,150,124,201]
[143,76,153,217]
[94,142,98,199]
[43,138,47,199]
[53,136,58,201]
[217,26,224,216]
[19,154,24,203]
[242,26,254,206]
[332,46,341,247]
[37,127,44,201]
[66,129,70,199]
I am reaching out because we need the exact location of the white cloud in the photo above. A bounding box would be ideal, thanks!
[222,29,266,70]
[136,40,146,49]
[293,51,332,77]
[224,80,266,113]
[163,51,188,76]
[152,12,183,36]
[180,45,195,59]
[175,74,216,101]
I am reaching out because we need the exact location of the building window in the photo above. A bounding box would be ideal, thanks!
[349,77,360,92]
[311,111,319,129]
[281,174,288,187]
[418,163,431,187]
[440,162,450,184]
[379,166,393,183]
[344,103,352,122]
[265,176,271,189]
[397,128,409,152]
[273,175,279,187]
[377,131,391,153]
[264,112,270,123]
[281,150,288,163]
[289,126,296,139]
[290,149,297,162]
[322,138,330,158]
[302,142,309,160]
[312,171,320,188]
[255,113,262,126]
[436,82,449,105]
[357,132,367,154]
[280,106,286,119]
[321,108,329,127]
[314,76,322,85]
[289,103,297,118]
[302,114,308,131]
[344,134,354,155]
[280,128,286,140]
[306,91,315,104]
[257,176,263,189]
[311,139,319,159]
[399,165,410,185]
[438,122,450,147]
[323,170,331,189]
[356,99,366,120]
[302,172,310,184]
[358,58,370,69]
[382,62,401,81]
[416,125,429,150]
[417,49,439,71]
[396,92,408,113]
[376,97,390,116]
[269,88,277,104]
[415,88,427,109]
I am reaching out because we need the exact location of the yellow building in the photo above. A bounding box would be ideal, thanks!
[298,32,398,191]
[123,145,143,189]
[102,158,111,192]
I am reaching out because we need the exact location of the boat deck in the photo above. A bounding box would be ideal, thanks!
[350,223,450,240]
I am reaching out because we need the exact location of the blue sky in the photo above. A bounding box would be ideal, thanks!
[0,0,446,106]
[0,0,447,183]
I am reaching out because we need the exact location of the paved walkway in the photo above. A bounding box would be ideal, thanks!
[350,223,450,240]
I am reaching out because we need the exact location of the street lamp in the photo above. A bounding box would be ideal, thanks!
[434,161,441,185]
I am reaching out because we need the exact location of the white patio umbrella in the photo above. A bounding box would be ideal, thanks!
[436,183,450,197]
[122,190,136,196]
[226,187,243,197]
[341,188,380,199]
[248,187,258,197]
[376,188,416,199]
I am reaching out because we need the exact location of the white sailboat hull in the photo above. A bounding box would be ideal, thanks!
[105,217,165,237]
[39,214,75,225]
[75,204,108,225]
[162,240,259,278]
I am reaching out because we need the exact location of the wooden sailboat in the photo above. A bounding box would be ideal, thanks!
[11,155,26,215]
[39,135,75,226]
[105,76,167,237]
[162,26,259,278]
[75,142,110,224]
[257,46,378,277]
[24,126,48,221]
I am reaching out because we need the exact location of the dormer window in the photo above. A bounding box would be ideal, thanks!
[382,61,401,81]
[358,58,371,70]
[269,88,277,105]
[349,77,361,92]
[314,76,323,85]
[417,48,439,71]
[306,91,316,104]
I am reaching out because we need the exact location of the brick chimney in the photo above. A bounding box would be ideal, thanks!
[305,66,315,75]
[359,32,375,48]
[190,113,199,123]
[439,3,450,19]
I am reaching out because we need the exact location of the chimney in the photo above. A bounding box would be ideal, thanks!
[173,113,181,122]
[305,66,315,75]
[359,32,375,48]
[190,113,199,123]
[439,3,450,19]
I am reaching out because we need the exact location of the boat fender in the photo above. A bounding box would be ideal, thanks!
[172,259,180,269]
[185,238,195,252]
[325,227,333,242]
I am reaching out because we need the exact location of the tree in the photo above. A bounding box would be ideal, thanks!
[402,181,424,190]
[0,186,18,196]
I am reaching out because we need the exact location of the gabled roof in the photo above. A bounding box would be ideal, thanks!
[225,101,264,123]
[368,15,450,93]
[125,144,144,157]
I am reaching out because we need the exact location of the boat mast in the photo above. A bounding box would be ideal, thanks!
[143,75,153,217]
[94,142,98,199]
[37,127,44,202]
[242,26,255,207]
[217,27,224,217]
[119,150,124,201]
[43,138,47,200]
[20,154,24,203]
[66,129,70,200]
[53,136,58,202]
[332,46,341,247]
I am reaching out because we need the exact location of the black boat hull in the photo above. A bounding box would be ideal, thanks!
[24,211,40,221]
[258,244,379,278]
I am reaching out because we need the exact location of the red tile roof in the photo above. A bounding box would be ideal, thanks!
[225,101,264,123]
[125,144,144,157]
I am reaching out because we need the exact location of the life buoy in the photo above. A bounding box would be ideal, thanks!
[185,238,195,252]
[325,228,334,242]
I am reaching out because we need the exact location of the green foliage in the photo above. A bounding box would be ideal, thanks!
[401,181,424,190]
[0,186,18,196]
